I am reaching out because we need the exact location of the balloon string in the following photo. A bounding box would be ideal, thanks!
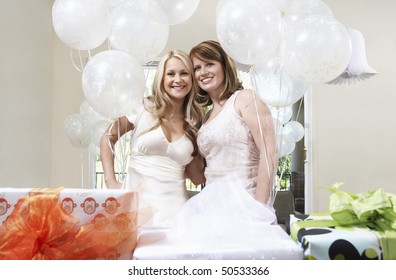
[78,50,84,70]
[249,66,277,205]
[279,14,304,124]
[69,48,83,72]
[106,121,116,155]
[143,0,149,16]
[107,39,112,50]
[114,118,130,182]
[279,14,286,65]
[277,14,291,139]
[277,64,296,192]
[116,118,123,181]
[80,149,84,189]
[278,67,285,140]
[144,65,152,97]
[119,117,130,181]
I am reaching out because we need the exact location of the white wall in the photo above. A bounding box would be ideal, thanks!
[51,36,90,188]
[2,0,396,214]
[311,0,396,212]
[0,0,53,187]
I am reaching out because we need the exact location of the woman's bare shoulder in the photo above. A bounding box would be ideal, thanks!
[234,88,256,107]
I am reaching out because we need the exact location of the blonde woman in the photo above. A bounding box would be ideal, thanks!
[100,50,205,226]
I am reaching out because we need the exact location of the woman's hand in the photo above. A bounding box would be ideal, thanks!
[185,154,206,186]
[105,178,122,189]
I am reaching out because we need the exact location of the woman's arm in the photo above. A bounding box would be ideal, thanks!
[185,153,206,186]
[100,116,134,189]
[236,89,279,204]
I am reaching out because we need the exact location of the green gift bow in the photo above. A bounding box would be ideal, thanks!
[325,183,396,229]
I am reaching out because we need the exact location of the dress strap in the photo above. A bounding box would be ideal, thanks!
[230,90,241,106]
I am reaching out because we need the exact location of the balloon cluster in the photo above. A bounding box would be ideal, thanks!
[216,0,354,156]
[63,101,112,149]
[52,0,200,148]
[55,0,371,156]
[217,0,352,84]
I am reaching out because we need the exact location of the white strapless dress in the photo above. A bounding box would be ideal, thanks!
[133,93,303,259]
[123,108,193,226]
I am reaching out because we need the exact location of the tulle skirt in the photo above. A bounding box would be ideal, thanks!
[133,177,303,260]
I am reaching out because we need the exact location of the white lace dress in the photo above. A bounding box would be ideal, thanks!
[133,93,303,259]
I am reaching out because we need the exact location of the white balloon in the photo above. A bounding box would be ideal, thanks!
[284,0,334,24]
[283,121,305,142]
[274,0,319,15]
[79,100,108,125]
[103,0,128,7]
[82,50,146,120]
[277,136,296,157]
[109,0,169,64]
[90,120,112,147]
[216,0,228,16]
[270,106,293,125]
[142,0,200,25]
[272,117,284,136]
[252,58,309,107]
[216,0,282,65]
[281,15,352,84]
[63,113,91,148]
[52,0,111,50]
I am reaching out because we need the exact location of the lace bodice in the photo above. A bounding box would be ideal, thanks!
[197,92,259,193]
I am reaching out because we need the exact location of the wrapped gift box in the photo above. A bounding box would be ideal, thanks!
[289,213,396,260]
[0,187,138,260]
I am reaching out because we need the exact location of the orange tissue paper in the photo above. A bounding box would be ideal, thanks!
[0,187,138,260]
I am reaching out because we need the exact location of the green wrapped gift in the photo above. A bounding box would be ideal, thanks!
[289,213,396,260]
[378,208,396,230]
[351,188,391,223]
[326,183,396,227]
[327,183,360,225]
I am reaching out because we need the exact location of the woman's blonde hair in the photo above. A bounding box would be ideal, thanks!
[144,50,203,156]
[189,40,243,107]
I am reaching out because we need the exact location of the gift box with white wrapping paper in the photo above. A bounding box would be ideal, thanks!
[0,187,138,260]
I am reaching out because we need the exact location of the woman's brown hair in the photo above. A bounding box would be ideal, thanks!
[189,40,243,107]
